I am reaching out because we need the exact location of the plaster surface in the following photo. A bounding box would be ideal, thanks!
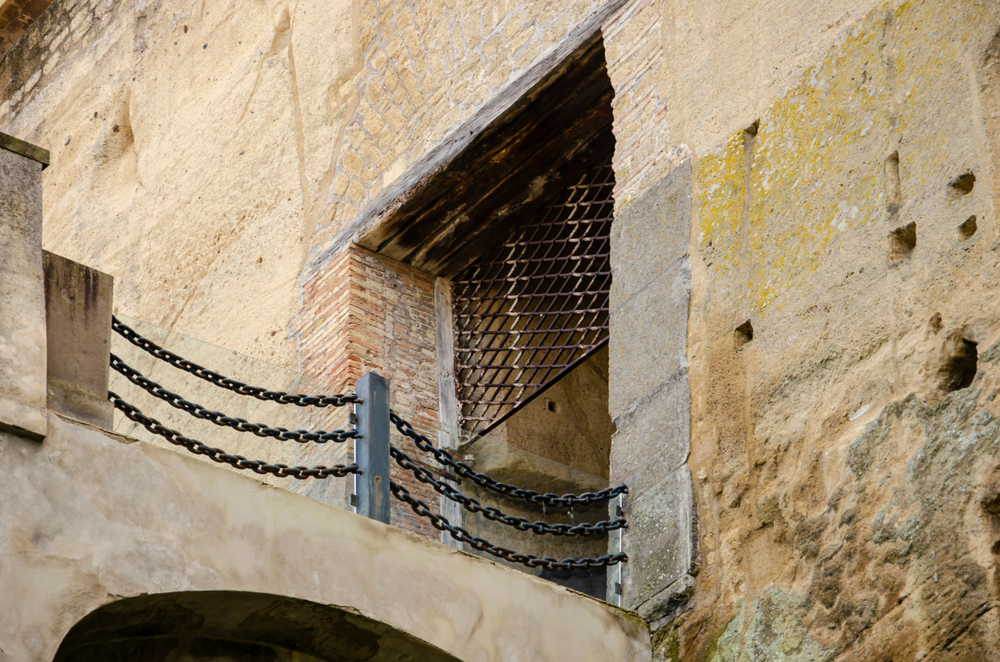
[0,144,45,439]
[0,412,651,662]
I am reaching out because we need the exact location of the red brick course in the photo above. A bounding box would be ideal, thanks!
[291,244,441,539]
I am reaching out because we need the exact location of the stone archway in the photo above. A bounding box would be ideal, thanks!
[54,591,460,662]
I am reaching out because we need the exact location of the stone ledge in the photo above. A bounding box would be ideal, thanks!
[640,573,695,625]
[0,132,49,168]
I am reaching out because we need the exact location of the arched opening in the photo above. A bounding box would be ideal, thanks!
[54,591,461,662]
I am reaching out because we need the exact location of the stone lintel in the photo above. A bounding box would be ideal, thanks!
[43,251,114,429]
[0,143,47,440]
[0,131,50,169]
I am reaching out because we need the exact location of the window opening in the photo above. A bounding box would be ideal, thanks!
[452,153,614,437]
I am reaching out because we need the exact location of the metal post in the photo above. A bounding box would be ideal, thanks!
[354,372,391,523]
[608,493,625,606]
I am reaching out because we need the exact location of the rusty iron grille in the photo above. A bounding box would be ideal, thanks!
[452,158,615,436]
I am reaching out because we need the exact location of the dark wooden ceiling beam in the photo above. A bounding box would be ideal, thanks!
[358,32,615,278]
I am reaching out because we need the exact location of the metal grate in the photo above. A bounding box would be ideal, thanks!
[452,156,615,436]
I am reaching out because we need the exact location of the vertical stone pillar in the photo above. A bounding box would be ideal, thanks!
[0,133,49,441]
[608,159,697,622]
[43,251,114,429]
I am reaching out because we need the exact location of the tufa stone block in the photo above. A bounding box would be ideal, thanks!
[43,251,114,429]
[622,465,696,612]
[0,140,47,441]
[609,367,690,497]
[609,255,691,420]
[610,158,692,310]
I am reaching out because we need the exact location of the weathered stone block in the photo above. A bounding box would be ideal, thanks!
[610,158,691,310]
[609,256,691,419]
[622,464,695,612]
[43,251,113,429]
[0,138,47,441]
[609,366,690,496]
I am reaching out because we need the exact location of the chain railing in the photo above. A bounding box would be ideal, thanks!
[110,316,629,571]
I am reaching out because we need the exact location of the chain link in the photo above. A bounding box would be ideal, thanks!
[390,445,625,537]
[389,480,627,571]
[112,316,361,408]
[111,354,359,444]
[109,392,360,479]
[390,411,628,508]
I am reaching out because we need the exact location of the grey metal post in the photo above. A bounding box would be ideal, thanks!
[354,372,391,523]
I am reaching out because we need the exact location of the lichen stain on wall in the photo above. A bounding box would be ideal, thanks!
[681,0,1000,659]
[697,6,892,323]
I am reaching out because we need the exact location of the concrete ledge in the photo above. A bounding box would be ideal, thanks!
[43,251,113,429]
[0,413,652,661]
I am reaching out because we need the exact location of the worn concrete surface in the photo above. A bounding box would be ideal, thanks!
[43,250,113,428]
[109,315,304,491]
[0,411,651,661]
[0,142,45,440]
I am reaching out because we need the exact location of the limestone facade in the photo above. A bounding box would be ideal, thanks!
[5,0,1000,659]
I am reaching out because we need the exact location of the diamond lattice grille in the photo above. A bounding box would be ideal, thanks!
[452,157,615,436]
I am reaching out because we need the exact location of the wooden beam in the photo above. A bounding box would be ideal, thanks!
[358,33,615,277]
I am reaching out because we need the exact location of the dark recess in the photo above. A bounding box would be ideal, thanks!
[942,338,978,393]
[889,222,917,260]
[734,320,754,348]
[948,171,976,199]
[959,215,977,240]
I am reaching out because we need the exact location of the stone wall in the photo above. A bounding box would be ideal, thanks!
[0,0,628,371]
[7,0,1000,657]
[625,0,1000,659]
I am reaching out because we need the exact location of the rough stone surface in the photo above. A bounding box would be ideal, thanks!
[0,0,53,59]
[0,412,652,662]
[670,2,1000,660]
[0,144,45,440]
[0,0,627,372]
[43,250,113,429]
[623,465,696,612]
[610,368,690,497]
[609,256,691,420]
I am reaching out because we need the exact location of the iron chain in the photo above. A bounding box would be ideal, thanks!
[390,411,627,507]
[111,354,359,444]
[389,480,627,571]
[390,445,625,537]
[110,392,360,479]
[112,316,361,408]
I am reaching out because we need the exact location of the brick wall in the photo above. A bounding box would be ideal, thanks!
[0,0,116,124]
[291,243,440,539]
[602,0,679,209]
